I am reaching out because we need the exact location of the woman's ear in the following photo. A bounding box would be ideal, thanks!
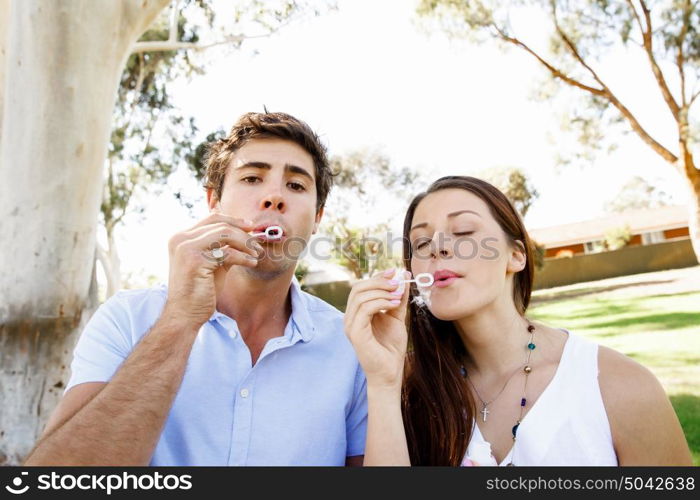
[507,240,527,273]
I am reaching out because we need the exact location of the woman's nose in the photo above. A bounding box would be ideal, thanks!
[431,232,452,258]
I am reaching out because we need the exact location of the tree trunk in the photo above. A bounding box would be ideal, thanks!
[96,242,117,300]
[684,162,700,265]
[96,228,122,300]
[107,226,123,298]
[0,256,99,465]
[0,0,10,146]
[678,116,700,265]
[0,0,170,465]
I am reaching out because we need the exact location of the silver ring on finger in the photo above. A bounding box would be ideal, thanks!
[203,240,226,264]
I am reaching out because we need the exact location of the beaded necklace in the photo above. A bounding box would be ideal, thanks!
[461,322,536,466]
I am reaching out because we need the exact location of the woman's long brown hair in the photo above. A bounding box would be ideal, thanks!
[401,176,536,465]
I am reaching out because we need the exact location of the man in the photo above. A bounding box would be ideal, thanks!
[25,112,367,466]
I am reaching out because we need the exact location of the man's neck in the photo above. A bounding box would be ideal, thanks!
[214,266,294,343]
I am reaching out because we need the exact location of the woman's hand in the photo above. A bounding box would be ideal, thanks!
[344,268,411,389]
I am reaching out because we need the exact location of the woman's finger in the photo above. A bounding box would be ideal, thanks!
[385,270,411,321]
[345,281,403,330]
[346,269,402,309]
[345,289,403,344]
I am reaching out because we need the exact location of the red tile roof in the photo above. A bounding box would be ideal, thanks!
[528,205,688,247]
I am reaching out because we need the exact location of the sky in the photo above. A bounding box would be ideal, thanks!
[108,0,695,287]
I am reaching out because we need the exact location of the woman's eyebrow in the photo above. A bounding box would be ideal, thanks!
[447,209,481,218]
[410,210,481,232]
[410,222,428,232]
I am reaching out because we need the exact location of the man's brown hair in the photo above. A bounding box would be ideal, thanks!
[204,112,333,211]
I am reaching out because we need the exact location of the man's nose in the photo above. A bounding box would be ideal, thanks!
[260,191,285,212]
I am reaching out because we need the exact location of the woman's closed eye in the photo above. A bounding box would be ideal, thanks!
[412,237,432,251]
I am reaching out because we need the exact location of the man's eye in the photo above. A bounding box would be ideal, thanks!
[242,176,261,183]
[288,182,306,191]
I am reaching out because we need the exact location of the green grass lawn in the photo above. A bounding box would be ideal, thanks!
[529,288,700,465]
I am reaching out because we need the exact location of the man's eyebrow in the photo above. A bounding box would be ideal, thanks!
[235,161,271,171]
[285,164,314,181]
[410,210,481,232]
[235,162,314,181]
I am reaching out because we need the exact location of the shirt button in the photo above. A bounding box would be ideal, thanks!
[230,330,237,339]
[240,388,249,398]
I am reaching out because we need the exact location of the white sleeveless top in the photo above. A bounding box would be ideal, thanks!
[463,330,619,466]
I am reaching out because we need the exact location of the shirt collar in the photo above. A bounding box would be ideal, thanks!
[207,276,315,343]
[288,275,315,342]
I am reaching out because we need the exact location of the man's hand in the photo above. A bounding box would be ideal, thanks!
[163,212,262,329]
[22,212,265,466]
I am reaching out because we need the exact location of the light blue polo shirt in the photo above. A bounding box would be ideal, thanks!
[65,278,367,465]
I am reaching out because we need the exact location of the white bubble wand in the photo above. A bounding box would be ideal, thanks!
[389,269,434,308]
[249,225,284,240]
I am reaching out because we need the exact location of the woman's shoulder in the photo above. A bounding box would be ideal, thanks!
[596,344,666,414]
[597,344,661,396]
[595,344,692,464]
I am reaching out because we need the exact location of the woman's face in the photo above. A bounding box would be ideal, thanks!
[408,188,526,320]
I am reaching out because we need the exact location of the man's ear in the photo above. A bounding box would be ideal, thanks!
[206,188,219,212]
[507,239,527,273]
[312,206,324,234]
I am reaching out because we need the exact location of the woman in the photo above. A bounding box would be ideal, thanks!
[344,176,692,466]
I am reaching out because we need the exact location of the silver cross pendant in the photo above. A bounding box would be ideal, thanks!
[480,404,490,422]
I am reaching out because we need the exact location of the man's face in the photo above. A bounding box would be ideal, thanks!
[207,138,323,277]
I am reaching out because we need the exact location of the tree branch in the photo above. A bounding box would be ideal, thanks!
[95,241,117,298]
[675,0,692,107]
[168,0,180,43]
[677,49,687,108]
[132,27,288,54]
[129,53,147,122]
[606,93,679,164]
[492,19,678,166]
[548,3,678,164]
[491,24,606,96]
[551,6,609,91]
[113,202,130,230]
[124,0,173,39]
[625,0,644,35]
[131,10,300,55]
[637,0,681,120]
[690,88,700,107]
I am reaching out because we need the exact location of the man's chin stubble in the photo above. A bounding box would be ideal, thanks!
[242,259,294,281]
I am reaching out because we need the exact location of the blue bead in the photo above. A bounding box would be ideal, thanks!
[527,343,536,350]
